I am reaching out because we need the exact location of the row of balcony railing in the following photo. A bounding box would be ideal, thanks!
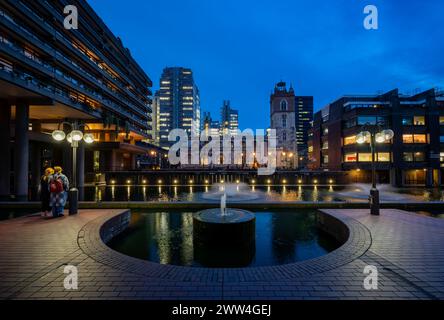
[0,5,150,118]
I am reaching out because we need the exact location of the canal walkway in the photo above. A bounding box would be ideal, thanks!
[0,208,443,300]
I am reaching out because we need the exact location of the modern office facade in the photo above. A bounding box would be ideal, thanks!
[202,111,221,137]
[220,100,239,136]
[308,89,444,186]
[151,91,160,146]
[0,0,155,200]
[295,95,313,166]
[158,67,201,149]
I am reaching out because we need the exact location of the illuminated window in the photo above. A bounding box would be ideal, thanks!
[403,134,427,144]
[440,117,444,125]
[323,155,329,164]
[344,135,356,145]
[403,116,426,126]
[440,152,444,162]
[308,146,313,153]
[344,153,357,162]
[413,116,425,125]
[403,134,414,143]
[377,153,391,162]
[358,153,372,162]
[322,141,329,150]
[414,134,427,143]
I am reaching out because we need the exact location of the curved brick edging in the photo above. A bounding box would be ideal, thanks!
[78,210,372,282]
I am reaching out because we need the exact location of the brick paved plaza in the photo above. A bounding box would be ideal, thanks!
[0,209,443,300]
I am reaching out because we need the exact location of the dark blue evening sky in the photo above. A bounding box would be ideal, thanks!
[88,0,444,130]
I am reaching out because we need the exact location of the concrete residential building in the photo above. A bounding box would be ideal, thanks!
[158,67,200,149]
[308,89,444,187]
[0,0,156,200]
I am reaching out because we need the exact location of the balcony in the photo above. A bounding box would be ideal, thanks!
[1,5,150,114]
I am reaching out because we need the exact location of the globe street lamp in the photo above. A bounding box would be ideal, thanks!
[357,126,394,216]
[52,122,94,215]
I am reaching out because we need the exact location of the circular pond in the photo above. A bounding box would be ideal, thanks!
[108,210,342,268]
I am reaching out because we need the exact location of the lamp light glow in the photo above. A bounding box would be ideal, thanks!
[382,129,394,141]
[83,133,95,144]
[375,132,386,143]
[52,130,66,141]
[356,132,367,144]
[71,130,83,142]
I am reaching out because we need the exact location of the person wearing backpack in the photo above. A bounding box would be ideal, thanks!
[49,166,69,218]
[40,167,54,217]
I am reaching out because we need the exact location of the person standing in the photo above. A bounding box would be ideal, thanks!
[49,166,69,218]
[40,167,54,217]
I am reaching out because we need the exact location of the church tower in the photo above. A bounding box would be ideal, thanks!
[270,81,297,168]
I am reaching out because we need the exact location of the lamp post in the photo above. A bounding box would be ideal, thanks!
[356,126,394,216]
[52,121,94,215]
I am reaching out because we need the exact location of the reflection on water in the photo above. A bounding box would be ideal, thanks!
[84,185,444,202]
[108,210,341,268]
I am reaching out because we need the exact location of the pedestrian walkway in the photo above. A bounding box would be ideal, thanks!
[0,208,443,300]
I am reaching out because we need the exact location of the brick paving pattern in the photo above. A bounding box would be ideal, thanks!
[0,208,443,300]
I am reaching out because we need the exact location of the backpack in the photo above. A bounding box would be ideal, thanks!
[50,176,64,193]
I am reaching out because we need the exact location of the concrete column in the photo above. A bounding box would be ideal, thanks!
[426,169,434,188]
[0,104,11,200]
[77,143,85,201]
[14,103,29,201]
[30,142,42,201]
[62,144,73,182]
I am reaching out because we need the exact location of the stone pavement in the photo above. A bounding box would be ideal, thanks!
[0,208,443,300]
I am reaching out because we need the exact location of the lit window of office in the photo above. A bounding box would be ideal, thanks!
[403,134,427,144]
[377,153,391,162]
[344,135,356,145]
[344,153,357,162]
[402,116,426,126]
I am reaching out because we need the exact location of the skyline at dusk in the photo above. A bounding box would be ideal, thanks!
[1,0,444,306]
[89,0,444,129]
